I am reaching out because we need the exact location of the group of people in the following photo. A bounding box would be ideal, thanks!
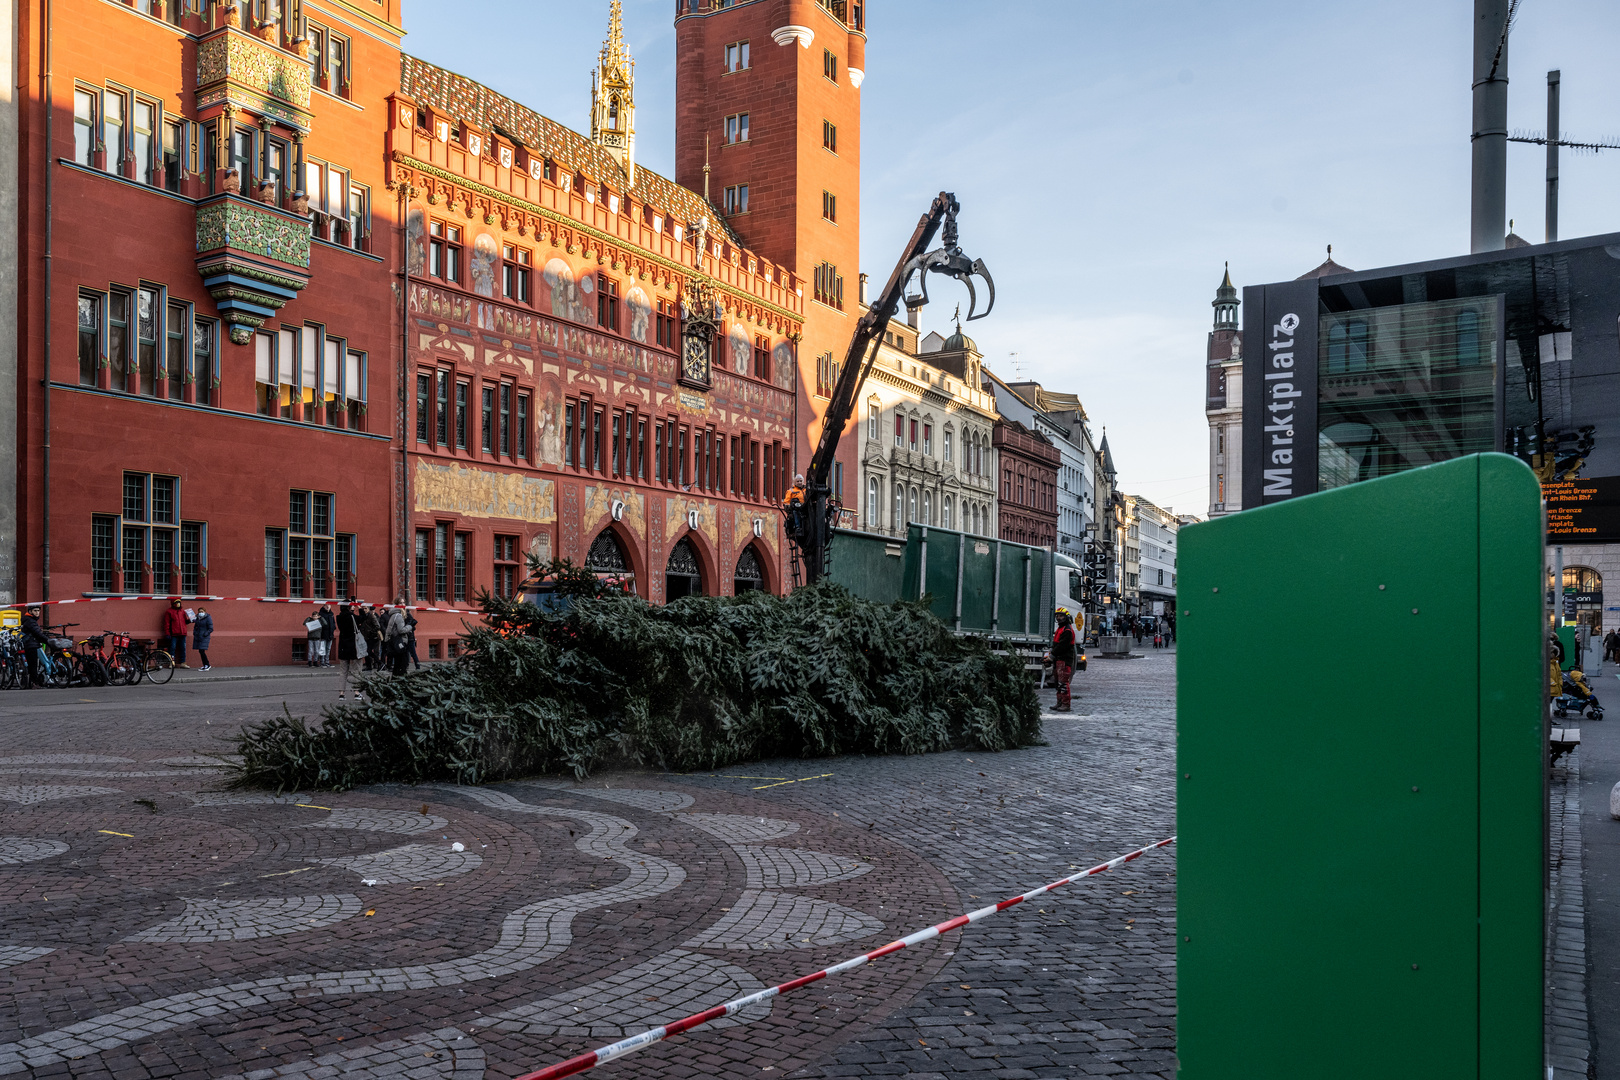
[320,599,419,699]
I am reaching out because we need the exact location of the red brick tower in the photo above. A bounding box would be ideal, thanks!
[674,0,866,508]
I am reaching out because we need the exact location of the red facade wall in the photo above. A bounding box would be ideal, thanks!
[994,422,1060,549]
[14,0,402,664]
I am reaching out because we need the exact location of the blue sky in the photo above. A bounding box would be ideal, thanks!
[405,0,1620,513]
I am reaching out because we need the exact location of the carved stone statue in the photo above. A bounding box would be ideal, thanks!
[290,189,309,216]
[220,1,240,28]
[222,167,241,194]
[256,179,276,204]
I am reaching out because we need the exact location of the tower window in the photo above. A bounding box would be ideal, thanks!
[823,49,839,83]
[724,184,749,215]
[724,112,749,144]
[822,191,837,223]
[724,40,750,73]
[813,262,844,309]
[822,120,837,153]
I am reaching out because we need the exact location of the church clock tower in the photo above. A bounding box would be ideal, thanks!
[591,0,637,185]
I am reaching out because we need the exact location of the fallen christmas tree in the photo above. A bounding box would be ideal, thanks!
[228,566,1042,791]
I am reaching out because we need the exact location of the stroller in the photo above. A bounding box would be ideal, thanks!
[1554,665,1604,721]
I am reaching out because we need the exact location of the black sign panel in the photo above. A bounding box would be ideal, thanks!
[1242,279,1320,507]
[1545,475,1620,543]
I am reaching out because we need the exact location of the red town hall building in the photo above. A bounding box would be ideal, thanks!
[4,0,871,664]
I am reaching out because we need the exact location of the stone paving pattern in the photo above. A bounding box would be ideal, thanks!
[1547,750,1591,1080]
[0,654,1180,1078]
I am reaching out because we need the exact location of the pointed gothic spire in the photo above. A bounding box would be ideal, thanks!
[590,0,637,184]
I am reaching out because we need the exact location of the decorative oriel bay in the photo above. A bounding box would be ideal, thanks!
[228,576,1042,792]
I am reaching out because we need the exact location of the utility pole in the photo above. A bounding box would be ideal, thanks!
[1546,69,1560,242]
[1470,0,1513,253]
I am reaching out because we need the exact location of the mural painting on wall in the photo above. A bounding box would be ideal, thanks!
[528,532,553,567]
[539,318,672,379]
[470,232,500,298]
[626,285,652,344]
[476,304,534,342]
[732,506,780,565]
[773,341,796,392]
[536,375,564,466]
[584,486,648,541]
[664,496,719,551]
[406,209,427,277]
[414,461,557,523]
[543,258,595,326]
[410,282,475,326]
[729,325,751,374]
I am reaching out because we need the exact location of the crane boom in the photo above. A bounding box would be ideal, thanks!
[787,192,995,585]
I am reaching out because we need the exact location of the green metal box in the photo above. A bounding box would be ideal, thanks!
[1177,454,1544,1079]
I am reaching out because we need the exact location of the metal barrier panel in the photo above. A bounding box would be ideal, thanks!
[825,528,906,604]
[1177,454,1543,1079]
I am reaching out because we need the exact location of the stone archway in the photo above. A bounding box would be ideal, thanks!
[666,536,705,600]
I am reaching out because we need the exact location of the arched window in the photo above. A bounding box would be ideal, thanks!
[922,489,932,525]
[908,487,919,524]
[892,481,904,532]
[665,537,704,600]
[586,528,628,573]
[867,477,880,529]
[608,97,621,131]
[733,544,764,594]
[943,494,953,530]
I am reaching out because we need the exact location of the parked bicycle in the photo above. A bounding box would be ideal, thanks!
[116,636,175,685]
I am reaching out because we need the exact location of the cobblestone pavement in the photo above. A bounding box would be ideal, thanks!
[0,654,1177,1080]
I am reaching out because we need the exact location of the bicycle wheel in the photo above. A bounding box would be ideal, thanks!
[107,651,138,686]
[81,656,109,688]
[144,650,175,685]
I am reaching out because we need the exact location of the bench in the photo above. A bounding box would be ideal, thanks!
[1550,726,1581,765]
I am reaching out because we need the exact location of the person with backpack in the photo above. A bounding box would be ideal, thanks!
[357,603,382,671]
[317,604,335,667]
[1052,607,1077,712]
[383,600,410,676]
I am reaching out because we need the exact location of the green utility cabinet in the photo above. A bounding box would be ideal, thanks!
[1177,455,1544,1079]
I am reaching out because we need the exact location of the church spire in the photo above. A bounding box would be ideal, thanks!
[590,0,637,184]
[1212,261,1239,330]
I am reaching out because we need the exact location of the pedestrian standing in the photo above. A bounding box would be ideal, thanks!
[19,606,51,688]
[162,598,189,668]
[383,600,410,677]
[192,607,214,671]
[1052,608,1077,712]
[404,608,421,670]
[317,604,335,667]
[358,604,382,671]
[1153,630,1162,649]
[303,610,323,666]
[335,602,366,699]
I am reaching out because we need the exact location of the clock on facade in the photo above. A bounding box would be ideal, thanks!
[681,329,712,387]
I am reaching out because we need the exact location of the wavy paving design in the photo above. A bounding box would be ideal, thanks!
[217,1027,484,1080]
[0,785,118,805]
[734,846,872,889]
[475,948,771,1038]
[0,947,53,970]
[678,812,800,843]
[305,808,447,834]
[187,791,309,806]
[0,755,132,765]
[314,844,482,884]
[682,889,884,951]
[124,895,362,943]
[0,791,685,1074]
[0,839,69,867]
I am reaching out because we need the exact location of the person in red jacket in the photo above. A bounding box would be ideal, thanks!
[160,598,189,669]
[1052,607,1077,712]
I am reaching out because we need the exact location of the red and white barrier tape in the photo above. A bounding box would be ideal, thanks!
[14,595,484,616]
[514,836,1177,1080]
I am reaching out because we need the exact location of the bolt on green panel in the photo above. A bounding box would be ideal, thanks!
[1177,454,1544,1079]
